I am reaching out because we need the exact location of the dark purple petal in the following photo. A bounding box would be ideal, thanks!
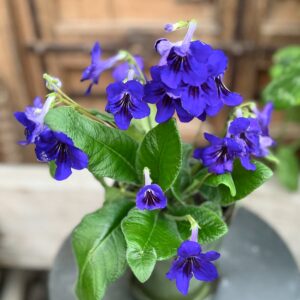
[239,156,256,171]
[181,86,205,117]
[126,80,144,100]
[192,259,219,282]
[207,49,227,77]
[69,146,89,170]
[155,96,175,123]
[203,251,221,261]
[114,109,132,130]
[178,241,202,258]
[175,266,192,296]
[174,101,194,123]
[54,157,72,181]
[136,184,167,210]
[91,42,101,64]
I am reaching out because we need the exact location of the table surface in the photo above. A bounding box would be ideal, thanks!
[0,164,300,269]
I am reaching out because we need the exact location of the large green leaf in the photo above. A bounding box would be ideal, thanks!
[172,143,193,200]
[121,209,182,283]
[209,160,273,206]
[276,147,299,191]
[171,206,228,245]
[263,68,300,109]
[270,46,300,79]
[72,200,134,300]
[203,172,236,197]
[136,119,182,191]
[45,106,139,183]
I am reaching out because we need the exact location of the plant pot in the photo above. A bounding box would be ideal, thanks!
[49,208,300,300]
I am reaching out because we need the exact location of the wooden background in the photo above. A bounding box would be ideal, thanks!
[1,0,300,162]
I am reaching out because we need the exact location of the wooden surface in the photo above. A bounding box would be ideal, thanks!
[1,0,300,164]
[0,164,299,270]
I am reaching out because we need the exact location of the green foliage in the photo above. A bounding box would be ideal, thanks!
[171,206,228,245]
[263,46,300,109]
[45,106,140,184]
[72,199,134,300]
[204,172,236,197]
[121,209,182,282]
[201,161,273,206]
[136,119,182,191]
[276,147,299,191]
[172,143,193,200]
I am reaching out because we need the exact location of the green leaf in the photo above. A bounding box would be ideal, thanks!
[72,199,134,300]
[263,68,300,109]
[49,161,56,178]
[171,206,228,245]
[45,106,139,184]
[201,201,222,217]
[214,161,273,206]
[271,46,300,77]
[136,119,182,191]
[204,173,236,197]
[172,143,193,200]
[121,209,182,282]
[276,147,299,191]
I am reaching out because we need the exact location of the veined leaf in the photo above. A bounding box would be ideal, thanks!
[45,106,139,184]
[72,199,134,300]
[136,119,182,191]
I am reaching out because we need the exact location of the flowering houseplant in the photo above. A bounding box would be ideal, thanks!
[15,20,274,299]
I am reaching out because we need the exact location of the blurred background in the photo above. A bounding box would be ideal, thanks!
[0,0,299,300]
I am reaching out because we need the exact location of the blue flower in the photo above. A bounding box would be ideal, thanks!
[144,67,193,123]
[14,96,53,145]
[214,76,243,107]
[136,184,167,210]
[253,102,273,136]
[158,21,212,89]
[35,130,88,181]
[229,115,274,162]
[166,240,220,295]
[105,80,150,130]
[113,56,144,82]
[194,133,242,174]
[228,117,262,170]
[81,42,122,95]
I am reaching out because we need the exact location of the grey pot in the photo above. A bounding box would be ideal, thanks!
[49,208,300,300]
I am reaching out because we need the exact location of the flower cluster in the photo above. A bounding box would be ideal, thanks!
[194,103,274,174]
[14,94,88,181]
[14,19,275,299]
[144,19,242,123]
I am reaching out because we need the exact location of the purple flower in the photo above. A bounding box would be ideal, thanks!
[253,102,273,136]
[105,80,150,130]
[35,130,88,181]
[158,21,212,89]
[194,133,242,174]
[166,240,220,295]
[112,56,144,82]
[228,117,262,170]
[215,76,243,107]
[14,96,53,145]
[81,42,122,95]
[136,184,167,210]
[144,67,193,123]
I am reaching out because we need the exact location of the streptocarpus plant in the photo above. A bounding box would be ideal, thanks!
[15,20,274,299]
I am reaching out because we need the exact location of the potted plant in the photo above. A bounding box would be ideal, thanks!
[15,19,274,300]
